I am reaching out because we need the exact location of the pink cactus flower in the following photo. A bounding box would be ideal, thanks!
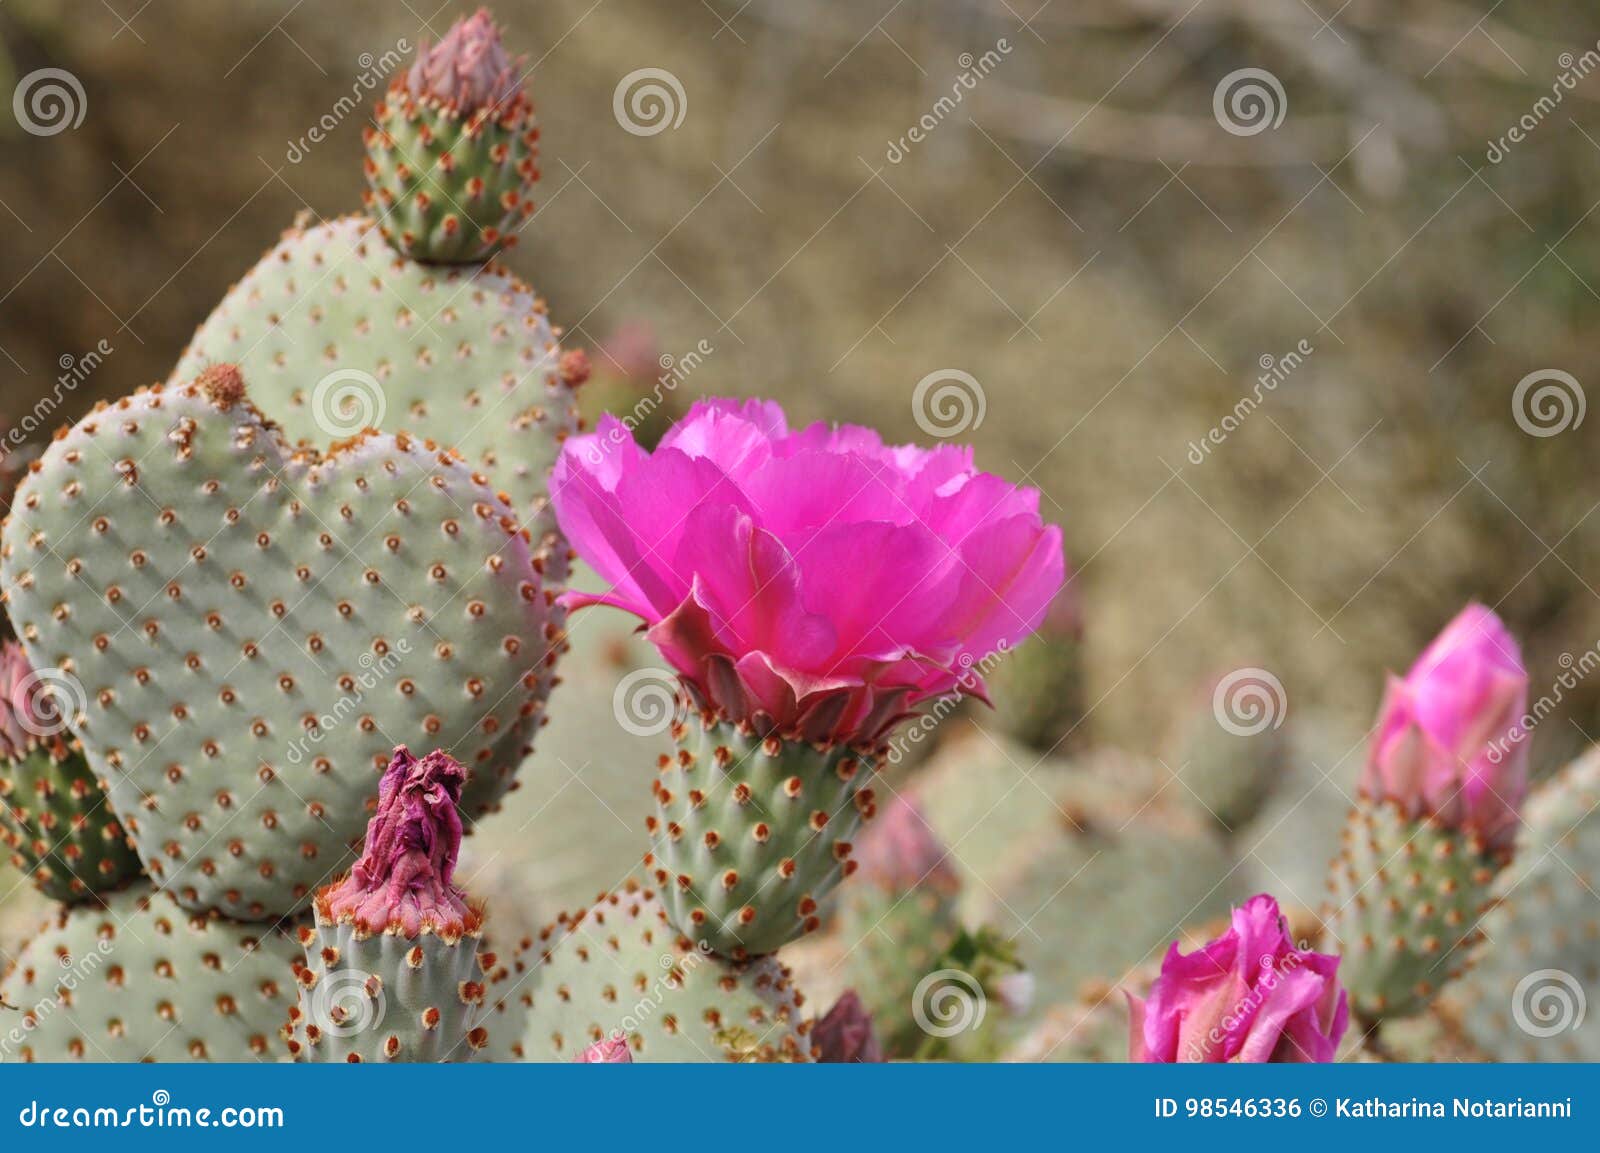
[404,8,523,112]
[852,792,960,895]
[812,991,885,1063]
[1363,603,1529,852]
[0,640,35,761]
[320,746,475,937]
[575,1035,633,1063]
[550,398,1065,747]
[1127,894,1348,1063]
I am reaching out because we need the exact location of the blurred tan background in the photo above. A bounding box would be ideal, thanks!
[2,0,1598,777]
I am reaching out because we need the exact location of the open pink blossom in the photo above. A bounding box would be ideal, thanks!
[551,398,1065,747]
[1362,603,1528,852]
[1128,894,1348,1063]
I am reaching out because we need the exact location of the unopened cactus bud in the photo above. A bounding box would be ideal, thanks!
[1325,604,1530,1023]
[812,991,884,1063]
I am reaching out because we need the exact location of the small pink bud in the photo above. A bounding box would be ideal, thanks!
[812,991,884,1063]
[575,1035,632,1063]
[1127,894,1347,1063]
[1362,603,1529,851]
[320,746,474,937]
[404,8,523,112]
[852,792,959,895]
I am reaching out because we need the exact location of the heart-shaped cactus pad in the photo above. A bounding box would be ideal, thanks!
[0,367,560,921]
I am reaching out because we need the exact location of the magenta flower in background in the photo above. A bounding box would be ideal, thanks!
[551,398,1065,747]
[1128,894,1348,1063]
[1362,603,1529,852]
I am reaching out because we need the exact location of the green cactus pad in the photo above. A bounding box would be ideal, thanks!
[0,372,558,919]
[515,881,814,1062]
[646,715,875,958]
[989,633,1087,755]
[1441,749,1600,1060]
[1323,802,1498,1021]
[1165,702,1287,834]
[285,916,490,1062]
[364,95,538,264]
[172,214,584,547]
[838,886,962,1055]
[0,884,302,1062]
[0,742,141,902]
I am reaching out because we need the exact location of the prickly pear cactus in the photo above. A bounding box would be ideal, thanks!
[1,743,141,903]
[516,881,814,1062]
[1322,802,1495,1022]
[173,215,583,536]
[646,712,875,958]
[0,368,559,920]
[1164,680,1288,834]
[0,885,303,1062]
[285,748,491,1063]
[363,10,539,263]
[1441,749,1600,1060]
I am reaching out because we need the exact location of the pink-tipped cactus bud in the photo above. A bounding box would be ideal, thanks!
[1362,603,1529,852]
[0,641,36,761]
[575,1035,633,1063]
[405,8,523,111]
[853,792,960,895]
[320,745,474,937]
[812,991,885,1063]
[1128,894,1348,1063]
